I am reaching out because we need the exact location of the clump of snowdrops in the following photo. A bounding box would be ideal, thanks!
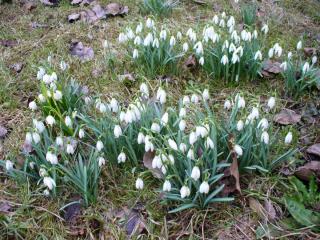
[136,88,296,212]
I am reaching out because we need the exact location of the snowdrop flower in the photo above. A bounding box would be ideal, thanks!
[182,42,189,52]
[53,90,62,101]
[84,96,91,105]
[180,186,191,198]
[38,94,46,103]
[221,55,229,65]
[296,41,302,50]
[126,28,135,39]
[194,41,204,55]
[179,119,186,131]
[96,140,104,152]
[98,156,105,166]
[261,24,269,35]
[199,181,210,194]
[66,144,75,154]
[152,38,160,48]
[229,43,236,53]
[231,53,240,64]
[179,143,187,153]
[117,152,126,163]
[237,96,246,109]
[156,88,166,104]
[234,144,243,157]
[98,103,107,113]
[187,148,195,159]
[199,57,205,66]
[202,89,209,100]
[29,162,35,169]
[280,61,288,71]
[182,96,190,106]
[65,116,72,128]
[43,189,50,196]
[151,122,161,133]
[144,33,153,46]
[39,168,47,177]
[137,132,145,144]
[102,39,109,48]
[60,61,67,71]
[118,33,127,43]
[160,29,167,40]
[168,139,178,151]
[134,36,141,45]
[268,48,274,58]
[46,151,58,165]
[227,16,235,28]
[163,180,171,192]
[205,137,214,149]
[257,118,268,130]
[196,126,208,138]
[191,166,201,181]
[133,49,139,59]
[261,131,269,144]
[161,112,169,126]
[124,110,134,124]
[177,31,182,40]
[267,97,276,109]
[43,177,56,190]
[237,120,244,131]
[312,56,317,64]
[136,22,143,34]
[169,36,176,46]
[152,155,162,169]
[274,44,282,57]
[25,132,32,143]
[140,83,149,97]
[135,178,144,190]
[224,100,232,110]
[253,30,258,39]
[114,125,122,138]
[5,160,13,171]
[34,120,45,133]
[213,15,219,24]
[285,132,293,144]
[43,74,52,84]
[191,94,199,103]
[110,98,119,113]
[254,50,263,61]
[302,62,310,74]
[29,101,37,111]
[145,140,154,152]
[37,67,46,80]
[46,115,55,126]
[179,108,186,118]
[56,136,63,146]
[146,18,154,28]
[287,52,292,59]
[32,132,41,144]
[250,107,259,120]
[219,19,225,27]
[189,131,198,145]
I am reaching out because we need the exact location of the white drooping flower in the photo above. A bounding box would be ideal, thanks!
[194,41,204,55]
[136,22,143,34]
[96,140,104,152]
[221,55,229,65]
[163,180,172,192]
[258,118,269,130]
[202,89,209,100]
[234,144,243,157]
[196,125,209,138]
[65,116,72,128]
[156,88,167,104]
[46,151,58,165]
[179,143,187,153]
[302,62,310,74]
[25,132,32,143]
[146,18,154,28]
[60,61,68,71]
[205,137,214,149]
[118,33,127,43]
[135,178,144,190]
[32,132,41,144]
[46,115,55,126]
[43,177,56,190]
[237,96,246,109]
[169,36,176,46]
[38,94,46,103]
[191,166,201,181]
[288,52,293,59]
[199,56,205,66]
[144,33,153,46]
[140,83,149,97]
[152,155,162,169]
[137,132,145,144]
[267,97,276,109]
[161,112,169,126]
[224,100,232,110]
[189,131,198,145]
[237,120,244,131]
[212,15,219,24]
[231,53,240,64]
[199,181,210,194]
[34,120,45,133]
[114,125,122,138]
[177,31,182,40]
[53,90,62,101]
[180,186,191,199]
[134,36,141,45]
[168,139,178,151]
[191,94,199,103]
[66,144,75,154]
[159,29,167,40]
[56,136,63,146]
[183,42,189,52]
[254,50,263,61]
[250,107,259,120]
[182,96,190,106]
[268,48,274,58]
[285,132,293,144]
[261,131,269,144]
[296,40,302,50]
[151,122,161,133]
[261,24,269,35]
[133,49,139,59]
[28,101,37,111]
[110,98,119,113]
[179,119,186,131]
[187,148,195,159]
[98,156,106,166]
[117,152,126,163]
[5,160,13,171]
[37,67,46,80]
[280,61,288,71]
[79,129,85,139]
[312,56,317,65]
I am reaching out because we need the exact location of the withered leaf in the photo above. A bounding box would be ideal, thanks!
[273,108,301,125]
[64,202,81,223]
[295,161,320,181]
[249,198,266,219]
[126,209,147,236]
[306,143,320,157]
[24,1,37,11]
[9,62,23,73]
[68,13,80,23]
[0,202,12,214]
[0,39,18,47]
[304,48,317,56]
[262,60,282,76]
[143,151,164,179]
[70,41,94,61]
[105,3,129,16]
[118,73,135,82]
[92,4,106,19]
[184,55,197,69]
[264,200,277,220]
[0,125,8,138]
[40,0,59,6]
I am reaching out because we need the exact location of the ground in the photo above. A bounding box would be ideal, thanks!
[0,0,320,239]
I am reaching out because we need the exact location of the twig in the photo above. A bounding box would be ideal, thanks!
[201,209,208,240]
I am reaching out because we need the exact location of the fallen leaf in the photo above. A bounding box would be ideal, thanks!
[143,151,164,179]
[118,73,135,82]
[105,3,129,16]
[126,209,146,236]
[306,144,320,158]
[0,39,18,47]
[68,13,80,23]
[71,0,93,5]
[274,108,301,125]
[9,62,23,73]
[0,202,12,214]
[264,200,277,220]
[262,60,282,77]
[24,1,37,11]
[22,141,33,154]
[92,4,106,19]
[40,0,59,6]
[184,55,197,69]
[295,161,320,181]
[249,198,266,219]
[0,125,8,139]
[64,201,81,223]
[304,48,317,56]
[70,41,94,61]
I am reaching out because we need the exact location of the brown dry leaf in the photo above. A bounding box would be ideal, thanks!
[64,202,81,223]
[0,202,12,214]
[70,0,93,5]
[304,48,317,56]
[143,151,164,179]
[118,73,135,82]
[249,198,266,219]
[92,4,106,19]
[0,125,8,139]
[273,108,301,125]
[40,0,58,6]
[184,55,197,69]
[306,143,320,157]
[9,62,23,73]
[24,1,37,11]
[0,40,18,47]
[68,13,80,23]
[126,209,147,236]
[230,155,241,194]
[295,161,320,181]
[262,60,282,77]
[264,200,277,220]
[105,3,129,16]
[70,41,94,61]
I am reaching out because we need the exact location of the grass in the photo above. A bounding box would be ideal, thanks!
[0,0,320,238]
